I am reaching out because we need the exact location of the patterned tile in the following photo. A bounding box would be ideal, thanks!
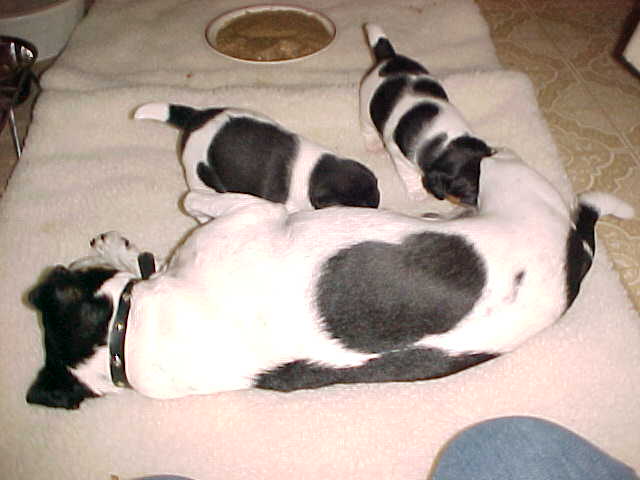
[477,0,640,310]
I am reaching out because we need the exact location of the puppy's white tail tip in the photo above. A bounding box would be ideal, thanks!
[579,191,635,219]
[364,23,387,47]
[134,102,170,121]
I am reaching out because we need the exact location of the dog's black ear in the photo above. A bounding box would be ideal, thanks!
[28,266,72,312]
[137,252,156,280]
[449,157,482,206]
[26,364,97,409]
[309,155,380,209]
[425,136,492,206]
[422,170,448,201]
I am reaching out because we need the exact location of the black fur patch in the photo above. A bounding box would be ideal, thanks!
[370,77,408,133]
[419,135,491,205]
[393,103,440,158]
[198,117,297,203]
[565,203,598,309]
[29,266,116,366]
[137,252,156,280]
[26,266,117,408]
[169,105,223,131]
[380,55,429,76]
[372,37,396,62]
[316,232,486,353]
[254,349,497,392]
[413,78,448,100]
[172,107,225,152]
[416,133,447,170]
[26,364,98,409]
[308,154,380,209]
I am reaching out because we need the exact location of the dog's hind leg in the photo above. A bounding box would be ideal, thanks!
[254,348,498,392]
[182,189,279,223]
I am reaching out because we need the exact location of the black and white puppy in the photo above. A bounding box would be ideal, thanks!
[359,24,493,206]
[134,103,380,217]
[26,148,633,409]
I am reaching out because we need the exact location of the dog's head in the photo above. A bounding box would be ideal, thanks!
[26,265,118,409]
[309,154,380,209]
[420,136,494,206]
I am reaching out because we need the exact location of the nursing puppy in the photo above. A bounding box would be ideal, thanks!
[134,103,380,215]
[26,149,633,409]
[359,24,493,205]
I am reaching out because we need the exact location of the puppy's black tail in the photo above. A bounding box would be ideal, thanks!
[364,23,396,62]
[134,102,223,130]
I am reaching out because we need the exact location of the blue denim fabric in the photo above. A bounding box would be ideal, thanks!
[432,416,639,480]
[134,417,638,480]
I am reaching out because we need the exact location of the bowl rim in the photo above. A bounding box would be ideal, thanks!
[204,3,337,65]
[0,35,38,67]
[0,0,81,21]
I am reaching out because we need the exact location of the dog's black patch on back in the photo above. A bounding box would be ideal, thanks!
[393,103,440,158]
[316,232,486,353]
[168,105,224,131]
[254,348,498,392]
[370,77,408,133]
[413,78,448,101]
[309,154,380,209]
[198,117,297,203]
[380,55,429,76]
[565,203,599,310]
[173,107,225,152]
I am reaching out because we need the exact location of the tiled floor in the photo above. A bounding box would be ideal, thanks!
[1,0,639,310]
[477,0,640,310]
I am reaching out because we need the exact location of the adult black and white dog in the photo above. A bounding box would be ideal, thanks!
[26,147,633,409]
[359,24,493,206]
[134,103,380,215]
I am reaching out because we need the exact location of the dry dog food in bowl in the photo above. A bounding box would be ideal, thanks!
[205,5,335,63]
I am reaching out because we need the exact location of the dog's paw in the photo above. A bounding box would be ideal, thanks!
[90,231,135,255]
[90,231,142,274]
[183,191,216,223]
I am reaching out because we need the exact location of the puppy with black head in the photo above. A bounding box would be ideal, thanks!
[359,24,493,206]
[135,104,380,219]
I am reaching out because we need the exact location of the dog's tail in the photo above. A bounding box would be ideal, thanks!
[577,191,634,221]
[565,192,633,307]
[574,191,634,252]
[364,23,396,62]
[134,102,221,130]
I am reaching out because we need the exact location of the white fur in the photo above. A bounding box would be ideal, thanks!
[73,149,633,399]
[578,191,635,219]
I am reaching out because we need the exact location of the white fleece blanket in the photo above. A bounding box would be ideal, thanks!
[1,1,639,479]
